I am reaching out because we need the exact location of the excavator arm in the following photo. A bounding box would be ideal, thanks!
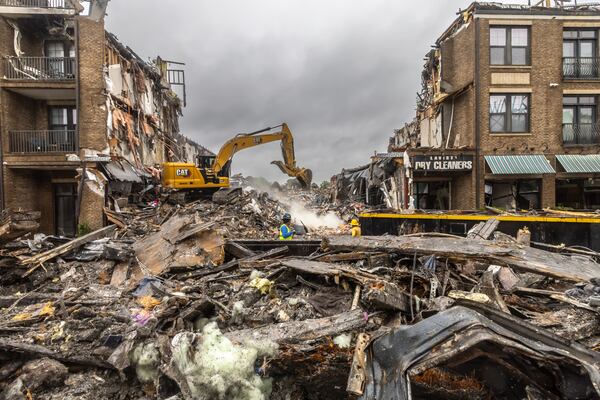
[212,123,313,188]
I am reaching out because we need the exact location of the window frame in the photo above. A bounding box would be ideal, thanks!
[489,94,531,134]
[490,26,531,66]
[48,106,77,131]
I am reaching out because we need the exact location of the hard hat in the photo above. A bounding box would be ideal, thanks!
[282,213,291,222]
[351,219,359,226]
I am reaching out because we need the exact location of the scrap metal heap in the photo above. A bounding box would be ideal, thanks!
[1,194,600,399]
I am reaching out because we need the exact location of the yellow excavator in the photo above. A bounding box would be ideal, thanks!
[161,123,313,203]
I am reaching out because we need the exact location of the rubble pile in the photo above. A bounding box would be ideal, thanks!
[1,201,600,399]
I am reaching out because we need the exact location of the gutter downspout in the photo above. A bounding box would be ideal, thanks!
[0,90,4,211]
[474,18,482,209]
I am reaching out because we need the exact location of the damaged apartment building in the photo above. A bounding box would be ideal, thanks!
[0,0,207,236]
[389,1,600,211]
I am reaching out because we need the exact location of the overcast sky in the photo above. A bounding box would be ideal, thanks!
[105,0,530,183]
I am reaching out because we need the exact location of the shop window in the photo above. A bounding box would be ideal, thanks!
[557,179,600,210]
[490,94,530,133]
[490,26,530,65]
[485,180,540,210]
[414,181,450,210]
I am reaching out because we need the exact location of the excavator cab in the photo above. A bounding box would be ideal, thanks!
[197,154,216,170]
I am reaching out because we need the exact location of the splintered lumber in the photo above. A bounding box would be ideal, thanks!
[225,241,257,258]
[323,235,600,282]
[20,225,117,266]
[0,339,112,369]
[281,258,378,284]
[167,221,216,244]
[347,332,370,396]
[362,281,411,312]
[0,210,41,242]
[226,309,366,344]
[182,246,289,279]
[467,218,499,240]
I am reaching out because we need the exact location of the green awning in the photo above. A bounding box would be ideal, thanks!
[484,155,555,175]
[556,155,600,173]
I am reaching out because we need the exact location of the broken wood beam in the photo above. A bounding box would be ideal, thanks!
[323,236,600,282]
[226,309,367,344]
[225,241,257,259]
[346,332,370,396]
[181,246,289,279]
[20,225,117,266]
[362,281,411,312]
[167,221,216,244]
[281,258,378,284]
[0,339,113,369]
[466,218,499,240]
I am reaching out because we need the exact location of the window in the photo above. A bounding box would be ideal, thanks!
[49,107,76,131]
[563,96,598,144]
[414,181,450,210]
[490,26,530,65]
[563,29,598,78]
[485,180,540,210]
[45,40,75,78]
[490,94,530,133]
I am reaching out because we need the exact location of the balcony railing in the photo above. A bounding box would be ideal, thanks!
[563,123,600,145]
[3,57,75,80]
[0,0,74,9]
[563,57,600,79]
[9,130,76,154]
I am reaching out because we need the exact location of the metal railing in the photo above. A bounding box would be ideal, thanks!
[0,0,74,8]
[9,130,76,153]
[2,57,75,80]
[563,57,600,79]
[562,123,600,145]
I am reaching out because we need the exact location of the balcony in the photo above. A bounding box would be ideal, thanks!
[0,0,76,15]
[563,123,600,146]
[563,57,600,80]
[9,130,76,154]
[3,57,75,81]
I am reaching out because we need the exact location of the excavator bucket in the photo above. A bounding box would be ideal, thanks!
[271,161,312,189]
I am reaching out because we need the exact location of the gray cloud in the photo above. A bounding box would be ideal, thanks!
[105,0,528,183]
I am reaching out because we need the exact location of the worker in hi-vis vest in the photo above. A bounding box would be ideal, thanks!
[351,219,361,237]
[279,213,295,240]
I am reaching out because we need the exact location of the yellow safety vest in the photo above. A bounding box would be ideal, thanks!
[279,224,293,240]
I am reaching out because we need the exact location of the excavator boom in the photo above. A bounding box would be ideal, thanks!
[212,123,312,188]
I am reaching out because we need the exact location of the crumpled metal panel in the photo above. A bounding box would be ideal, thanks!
[360,302,600,400]
[103,161,149,183]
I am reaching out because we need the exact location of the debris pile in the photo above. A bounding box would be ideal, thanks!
[1,197,600,399]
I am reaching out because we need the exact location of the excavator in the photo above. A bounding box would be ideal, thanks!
[161,123,313,203]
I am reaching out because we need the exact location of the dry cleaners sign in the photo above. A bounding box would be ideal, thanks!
[413,155,473,172]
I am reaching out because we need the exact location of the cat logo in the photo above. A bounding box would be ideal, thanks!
[176,168,190,177]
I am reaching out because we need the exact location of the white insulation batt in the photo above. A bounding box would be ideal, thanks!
[170,322,277,400]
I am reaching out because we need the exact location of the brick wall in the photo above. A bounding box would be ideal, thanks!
[77,16,108,153]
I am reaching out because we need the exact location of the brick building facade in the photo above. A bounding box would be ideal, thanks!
[0,0,207,236]
[390,2,600,211]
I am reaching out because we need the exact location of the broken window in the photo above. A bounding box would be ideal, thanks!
[490,26,529,66]
[490,94,529,133]
[414,181,450,210]
[563,95,598,144]
[485,179,540,210]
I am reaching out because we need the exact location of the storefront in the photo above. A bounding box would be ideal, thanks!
[484,155,555,210]
[555,155,600,210]
[407,153,474,210]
